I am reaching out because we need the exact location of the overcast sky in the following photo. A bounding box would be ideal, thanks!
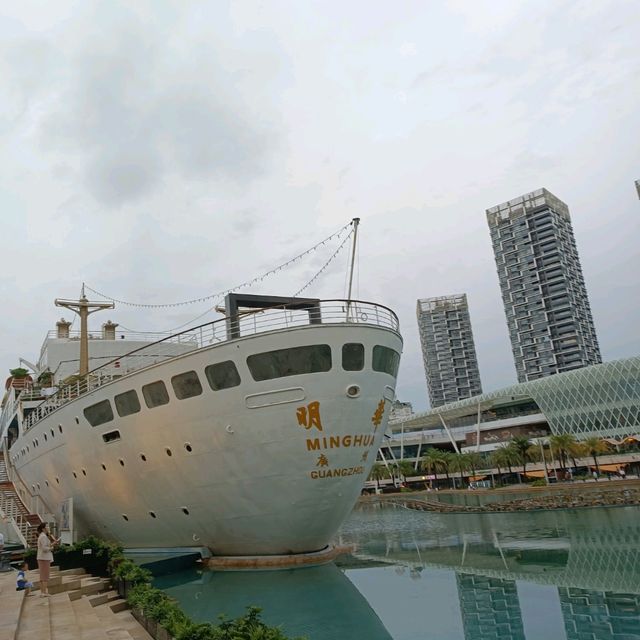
[0,0,638,412]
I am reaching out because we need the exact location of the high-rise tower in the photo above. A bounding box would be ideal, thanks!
[416,294,483,408]
[487,188,601,383]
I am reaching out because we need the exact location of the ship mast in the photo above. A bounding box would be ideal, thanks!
[55,284,114,377]
[346,217,360,320]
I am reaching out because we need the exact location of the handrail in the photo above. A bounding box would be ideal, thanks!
[16,299,399,434]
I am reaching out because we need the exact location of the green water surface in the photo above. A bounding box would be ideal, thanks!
[154,504,640,639]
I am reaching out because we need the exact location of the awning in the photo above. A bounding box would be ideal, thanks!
[469,475,487,482]
[522,469,547,478]
[590,463,627,473]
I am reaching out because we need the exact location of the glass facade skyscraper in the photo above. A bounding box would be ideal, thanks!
[487,188,601,383]
[416,294,483,408]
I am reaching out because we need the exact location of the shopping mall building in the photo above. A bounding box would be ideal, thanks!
[382,356,640,464]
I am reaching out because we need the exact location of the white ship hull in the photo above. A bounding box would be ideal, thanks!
[6,313,402,556]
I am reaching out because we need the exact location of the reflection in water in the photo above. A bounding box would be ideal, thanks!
[154,562,393,640]
[155,506,640,640]
[341,504,640,640]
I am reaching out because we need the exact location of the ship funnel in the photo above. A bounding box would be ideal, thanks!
[56,318,72,339]
[102,320,119,340]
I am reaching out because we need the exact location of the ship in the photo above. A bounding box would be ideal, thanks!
[0,290,402,560]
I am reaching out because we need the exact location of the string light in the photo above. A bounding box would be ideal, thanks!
[85,221,352,309]
[293,229,354,297]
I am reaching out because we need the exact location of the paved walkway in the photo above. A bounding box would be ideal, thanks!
[0,567,151,640]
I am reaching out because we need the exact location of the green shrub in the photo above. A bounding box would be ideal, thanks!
[530,479,547,487]
[112,558,152,584]
[127,584,307,640]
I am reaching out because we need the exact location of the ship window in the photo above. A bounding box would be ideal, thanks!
[342,343,364,371]
[114,390,141,417]
[102,430,121,444]
[205,361,241,391]
[142,381,170,408]
[372,346,400,377]
[247,344,332,381]
[84,400,114,427]
[171,371,203,400]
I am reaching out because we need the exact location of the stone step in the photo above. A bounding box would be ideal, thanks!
[71,595,112,640]
[49,591,79,640]
[110,599,130,614]
[93,601,152,640]
[87,589,121,608]
[15,591,51,640]
[68,577,109,601]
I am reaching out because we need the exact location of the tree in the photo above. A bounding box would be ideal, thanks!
[421,448,447,484]
[450,453,469,487]
[581,437,609,477]
[509,437,532,481]
[368,463,387,491]
[464,452,483,482]
[440,451,455,488]
[549,434,578,473]
[396,460,415,484]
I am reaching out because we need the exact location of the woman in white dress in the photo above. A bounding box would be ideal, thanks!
[36,523,56,597]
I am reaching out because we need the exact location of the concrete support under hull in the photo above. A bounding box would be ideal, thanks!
[203,544,353,571]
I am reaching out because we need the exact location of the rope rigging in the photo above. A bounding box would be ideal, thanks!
[85,220,353,310]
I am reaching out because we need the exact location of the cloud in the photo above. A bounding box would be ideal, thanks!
[13,4,284,207]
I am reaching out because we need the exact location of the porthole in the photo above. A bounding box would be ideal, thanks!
[44,434,48,442]
[149,511,157,519]
[51,429,55,437]
[184,443,193,453]
[140,453,147,462]
[119,459,125,467]
[82,469,87,476]
[182,507,190,516]
[59,425,63,434]
[44,480,49,487]
[31,485,35,491]
[122,515,129,522]
[37,483,41,490]
[101,464,107,471]
[72,472,77,479]
[346,384,361,398]
[165,448,172,457]
[55,477,60,484]
[75,417,79,425]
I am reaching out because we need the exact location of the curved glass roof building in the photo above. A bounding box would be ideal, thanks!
[397,356,640,440]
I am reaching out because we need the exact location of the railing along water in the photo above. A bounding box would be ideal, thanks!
[21,299,399,432]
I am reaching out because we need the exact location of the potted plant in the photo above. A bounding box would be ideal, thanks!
[112,558,152,598]
[37,370,54,387]
[5,367,33,391]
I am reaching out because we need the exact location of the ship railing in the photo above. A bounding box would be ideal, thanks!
[2,436,53,522]
[42,328,185,342]
[0,387,21,439]
[22,299,399,431]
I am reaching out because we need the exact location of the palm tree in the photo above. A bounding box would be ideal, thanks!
[396,460,415,484]
[450,453,469,487]
[440,451,455,488]
[581,437,610,476]
[421,448,446,485]
[509,437,532,481]
[368,463,387,491]
[549,434,578,473]
[492,445,514,474]
[464,452,483,482]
